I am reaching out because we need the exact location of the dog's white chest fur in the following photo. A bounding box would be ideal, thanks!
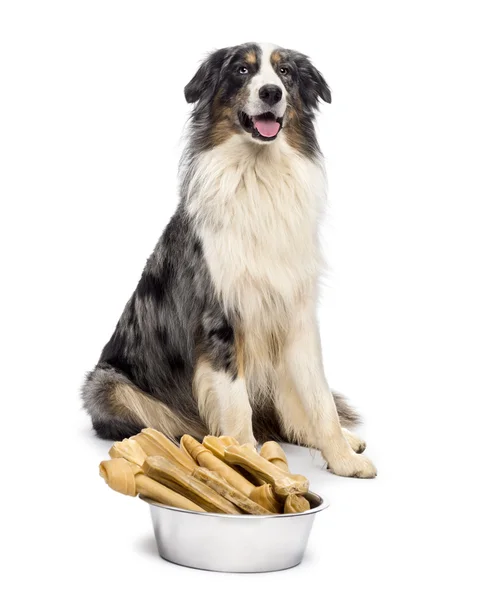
[186,136,325,335]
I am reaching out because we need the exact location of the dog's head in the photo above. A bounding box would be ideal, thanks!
[185,43,331,154]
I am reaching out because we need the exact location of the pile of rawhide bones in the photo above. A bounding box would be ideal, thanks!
[99,428,312,514]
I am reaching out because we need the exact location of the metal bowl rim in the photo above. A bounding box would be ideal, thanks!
[139,491,329,519]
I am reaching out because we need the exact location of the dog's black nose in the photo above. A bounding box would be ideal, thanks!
[259,85,283,106]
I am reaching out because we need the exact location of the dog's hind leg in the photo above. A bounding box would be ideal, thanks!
[82,366,199,441]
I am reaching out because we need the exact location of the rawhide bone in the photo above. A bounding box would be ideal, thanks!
[181,435,281,513]
[193,468,272,515]
[181,435,254,496]
[203,436,268,487]
[202,435,239,461]
[249,483,282,513]
[99,458,203,512]
[224,444,309,498]
[260,441,289,472]
[260,441,311,513]
[239,443,272,487]
[109,438,148,467]
[143,455,242,514]
[284,494,311,514]
[128,428,196,472]
[110,434,193,474]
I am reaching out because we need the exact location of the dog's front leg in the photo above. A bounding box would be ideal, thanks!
[195,310,256,445]
[194,358,256,446]
[283,302,377,478]
[213,370,256,445]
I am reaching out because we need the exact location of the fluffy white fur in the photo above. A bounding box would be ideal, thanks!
[186,132,377,477]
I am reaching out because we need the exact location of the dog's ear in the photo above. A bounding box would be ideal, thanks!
[295,54,331,110]
[184,48,230,104]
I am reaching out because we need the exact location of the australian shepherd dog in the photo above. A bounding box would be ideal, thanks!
[82,42,376,478]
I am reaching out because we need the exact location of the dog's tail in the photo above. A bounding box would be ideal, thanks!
[332,390,361,428]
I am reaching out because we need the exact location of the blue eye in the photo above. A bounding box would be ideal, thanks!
[238,66,249,74]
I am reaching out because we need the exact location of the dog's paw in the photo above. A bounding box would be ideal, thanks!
[235,433,258,447]
[342,428,366,454]
[327,451,377,479]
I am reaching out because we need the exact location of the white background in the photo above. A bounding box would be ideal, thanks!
[1,1,498,598]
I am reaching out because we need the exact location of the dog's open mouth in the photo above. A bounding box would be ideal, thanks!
[239,111,283,141]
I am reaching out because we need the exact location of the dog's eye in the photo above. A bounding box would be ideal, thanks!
[238,66,249,75]
[279,67,289,75]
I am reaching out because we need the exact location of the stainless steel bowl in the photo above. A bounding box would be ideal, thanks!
[140,492,329,573]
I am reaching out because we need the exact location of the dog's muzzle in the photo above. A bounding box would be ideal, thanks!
[238,111,283,141]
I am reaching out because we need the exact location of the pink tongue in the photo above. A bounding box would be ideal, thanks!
[253,118,280,138]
